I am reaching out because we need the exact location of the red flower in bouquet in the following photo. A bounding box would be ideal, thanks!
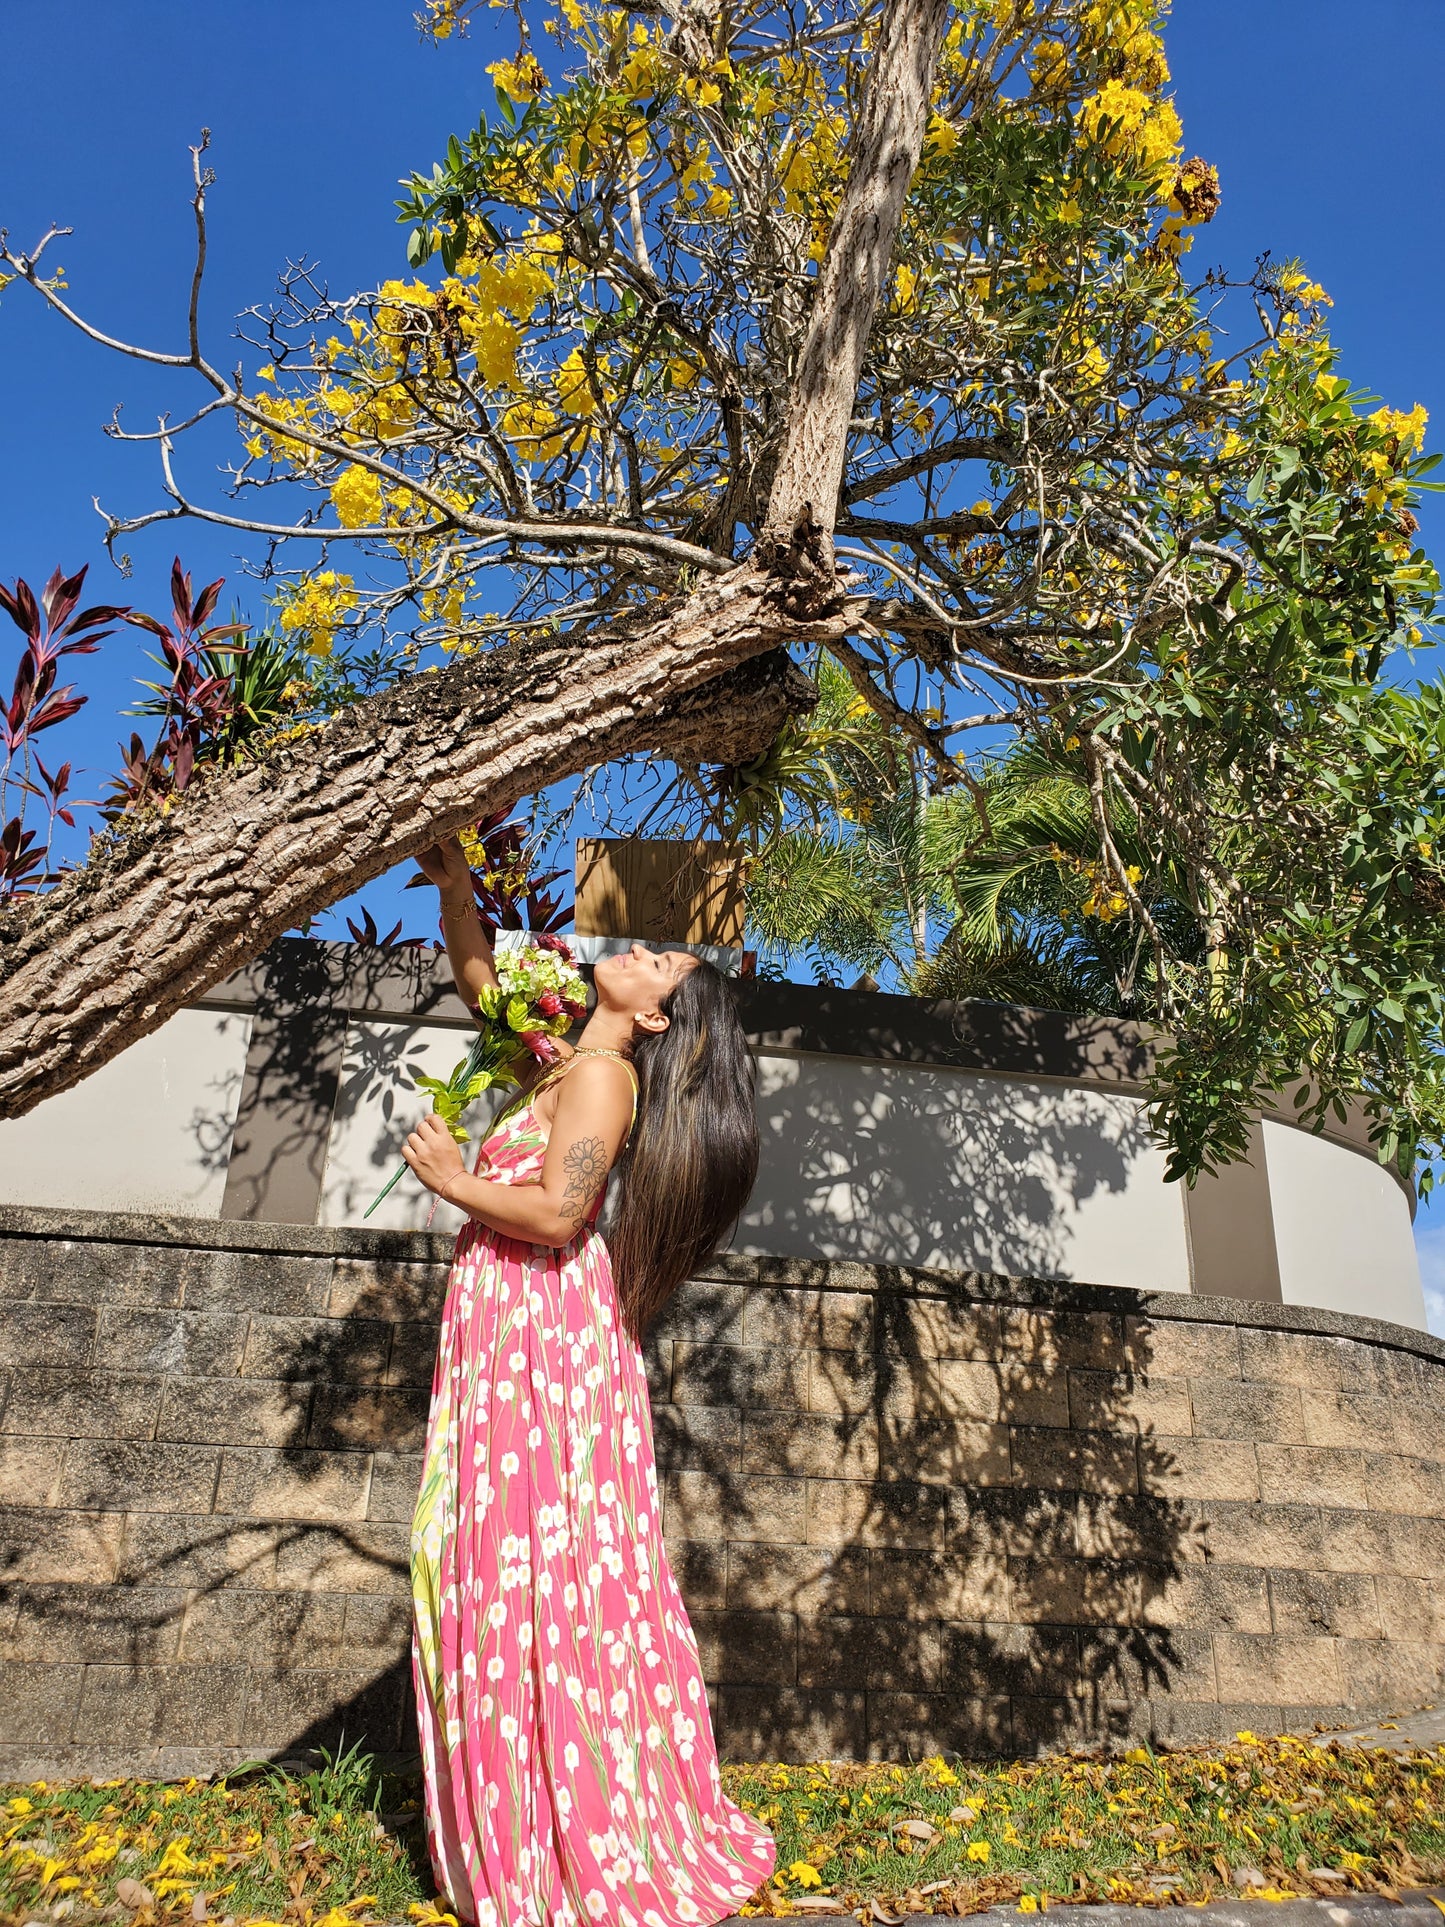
[536,991,564,1017]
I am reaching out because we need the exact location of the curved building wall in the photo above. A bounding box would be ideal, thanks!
[0,938,1424,1331]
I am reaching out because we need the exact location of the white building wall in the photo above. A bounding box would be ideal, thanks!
[1263,1119,1426,1331]
[0,1007,252,1219]
[739,1051,1192,1292]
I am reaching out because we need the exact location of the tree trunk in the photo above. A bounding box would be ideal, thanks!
[761,0,952,561]
[0,579,831,1117]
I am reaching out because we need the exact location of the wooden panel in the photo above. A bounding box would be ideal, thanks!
[574,838,747,948]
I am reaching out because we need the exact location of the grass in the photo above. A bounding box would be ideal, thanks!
[1,1732,1442,1925]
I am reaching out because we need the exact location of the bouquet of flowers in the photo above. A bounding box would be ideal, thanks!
[364,933,588,1218]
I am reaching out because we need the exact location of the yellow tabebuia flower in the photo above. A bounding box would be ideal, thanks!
[277,570,358,657]
[331,464,384,529]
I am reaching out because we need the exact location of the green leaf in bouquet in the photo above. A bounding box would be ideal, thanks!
[475,985,502,1020]
[505,995,530,1031]
[446,1123,470,1144]
[414,1075,452,1101]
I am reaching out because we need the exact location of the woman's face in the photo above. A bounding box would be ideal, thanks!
[593,943,700,1025]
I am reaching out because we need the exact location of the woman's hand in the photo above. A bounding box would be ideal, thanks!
[414,835,473,896]
[402,1113,466,1199]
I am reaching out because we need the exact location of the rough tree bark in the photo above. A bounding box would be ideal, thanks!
[761,0,952,559]
[0,0,949,1119]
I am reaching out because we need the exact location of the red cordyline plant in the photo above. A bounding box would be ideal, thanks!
[0,566,126,901]
[103,557,247,813]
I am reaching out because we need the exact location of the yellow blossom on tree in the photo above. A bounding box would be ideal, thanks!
[330,464,384,529]
[276,570,357,657]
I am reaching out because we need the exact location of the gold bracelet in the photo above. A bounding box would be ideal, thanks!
[441,902,477,925]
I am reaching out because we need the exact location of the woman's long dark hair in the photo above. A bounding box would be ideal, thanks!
[606,959,759,1345]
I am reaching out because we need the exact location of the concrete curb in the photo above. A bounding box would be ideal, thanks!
[720,1897,1445,1927]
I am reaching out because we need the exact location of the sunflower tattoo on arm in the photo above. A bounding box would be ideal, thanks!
[560,1135,608,1232]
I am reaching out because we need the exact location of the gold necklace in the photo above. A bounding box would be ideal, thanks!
[570,1044,634,1063]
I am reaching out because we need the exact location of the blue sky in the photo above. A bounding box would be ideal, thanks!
[3,2,1443,1322]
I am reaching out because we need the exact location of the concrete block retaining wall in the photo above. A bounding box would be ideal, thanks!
[0,1206,1442,1781]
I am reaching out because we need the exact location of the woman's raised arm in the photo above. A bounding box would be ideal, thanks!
[415,835,500,1004]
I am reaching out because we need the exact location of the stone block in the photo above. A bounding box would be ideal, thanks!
[998,1308,1126,1374]
[184,1250,333,1317]
[881,1415,1012,1488]
[1124,1317,1241,1381]
[338,1594,414,1667]
[1189,1378,1305,1445]
[273,1523,411,1595]
[725,1543,868,1616]
[328,1256,446,1323]
[930,1358,1002,1423]
[715,1685,865,1763]
[742,1411,876,1481]
[0,1302,96,1370]
[181,1589,346,1665]
[1316,1507,1419,1578]
[213,1447,372,1522]
[2,1583,187,1664]
[1011,1427,1137,1495]
[1192,1499,1324,1571]
[158,1377,309,1450]
[56,1439,220,1515]
[690,1608,798,1686]
[1069,1370,1193,1437]
[1087,1624,1219,1701]
[1268,1569,1383,1640]
[666,1470,806,1545]
[95,1308,248,1379]
[367,1452,425,1523]
[1136,1437,1259,1501]
[1299,1391,1396,1452]
[78,1662,250,1746]
[0,1505,123,1584]
[0,1661,86,1744]
[243,1316,392,1385]
[939,1620,1083,1699]
[309,1384,429,1453]
[3,1369,163,1441]
[866,1690,1012,1760]
[1390,1398,1445,1462]
[878,1294,999,1363]
[668,1539,727,1611]
[651,1405,741,1475]
[1375,1574,1445,1643]
[0,1437,63,1507]
[742,1287,860,1351]
[1237,1329,1354,1392]
[1255,1445,1368,1510]
[1213,1632,1344,1704]
[387,1321,442,1388]
[1149,1565,1272,1634]
[1360,1451,1445,1518]
[869,1546,1008,1621]
[809,1350,929,1421]
[1336,1636,1445,1713]
[806,1476,945,1550]
[671,1341,808,1413]
[1074,1493,1210,1565]
[1011,1692,1148,1752]
[797,1615,940,1691]
[1008,1556,1156,1628]
[950,1486,1076,1560]
[117,1513,280,1590]
[239,1662,409,1751]
[649,1279,749,1345]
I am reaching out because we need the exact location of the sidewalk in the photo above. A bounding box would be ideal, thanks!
[723,1899,1445,1927]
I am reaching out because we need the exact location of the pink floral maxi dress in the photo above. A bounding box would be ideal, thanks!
[410,1058,776,1927]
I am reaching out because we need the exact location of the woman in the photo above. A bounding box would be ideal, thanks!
[400,835,776,1927]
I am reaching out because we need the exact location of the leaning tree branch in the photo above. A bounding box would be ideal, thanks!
[0,578,843,1117]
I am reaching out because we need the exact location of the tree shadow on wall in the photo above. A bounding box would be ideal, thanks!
[744,1059,1149,1281]
[654,1266,1209,1763]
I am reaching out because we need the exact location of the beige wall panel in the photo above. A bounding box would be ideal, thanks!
[1263,1119,1426,1331]
[0,1008,252,1218]
[739,1052,1191,1291]
[318,1018,498,1233]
